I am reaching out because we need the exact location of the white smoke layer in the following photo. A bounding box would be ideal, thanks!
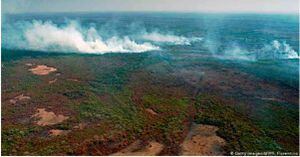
[142,32,202,45]
[259,40,299,59]
[222,40,299,61]
[24,20,160,53]
[223,44,255,61]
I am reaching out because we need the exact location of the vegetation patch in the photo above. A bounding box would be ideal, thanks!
[194,94,283,154]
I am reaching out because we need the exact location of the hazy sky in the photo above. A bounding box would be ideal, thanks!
[2,0,299,14]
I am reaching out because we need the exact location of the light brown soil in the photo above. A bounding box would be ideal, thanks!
[180,124,226,156]
[32,108,69,126]
[112,140,164,156]
[145,108,158,115]
[48,78,57,84]
[9,94,31,104]
[29,65,57,75]
[73,123,86,130]
[67,78,80,82]
[48,129,69,136]
[25,63,33,66]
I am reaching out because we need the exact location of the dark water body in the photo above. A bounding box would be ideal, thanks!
[2,12,299,88]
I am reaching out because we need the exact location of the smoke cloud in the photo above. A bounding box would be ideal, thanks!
[142,31,202,45]
[2,19,298,60]
[2,20,204,54]
[219,40,299,61]
[23,20,160,53]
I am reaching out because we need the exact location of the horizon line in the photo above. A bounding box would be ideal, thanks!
[3,10,299,15]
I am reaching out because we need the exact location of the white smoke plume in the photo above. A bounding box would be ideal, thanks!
[221,40,299,61]
[142,31,202,45]
[258,40,299,59]
[23,20,160,53]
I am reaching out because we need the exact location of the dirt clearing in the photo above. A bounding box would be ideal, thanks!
[180,123,226,155]
[32,108,69,126]
[29,65,57,75]
[48,129,69,136]
[145,108,158,115]
[9,94,30,105]
[25,63,33,66]
[48,78,57,84]
[112,140,164,156]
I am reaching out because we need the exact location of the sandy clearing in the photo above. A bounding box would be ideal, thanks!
[9,94,31,104]
[73,123,86,130]
[48,129,69,136]
[67,78,80,82]
[29,65,57,75]
[180,124,226,156]
[25,63,33,66]
[32,108,69,126]
[48,78,57,84]
[145,108,158,115]
[112,140,164,156]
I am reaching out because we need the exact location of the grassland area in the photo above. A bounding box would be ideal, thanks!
[2,49,299,155]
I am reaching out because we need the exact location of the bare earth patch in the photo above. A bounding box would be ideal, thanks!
[67,78,80,82]
[48,129,69,136]
[112,140,164,156]
[48,78,57,84]
[180,124,226,155]
[9,94,31,105]
[73,123,86,130]
[25,63,33,67]
[145,108,158,115]
[32,108,69,126]
[29,65,57,75]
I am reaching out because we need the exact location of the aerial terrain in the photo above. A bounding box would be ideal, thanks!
[1,13,299,155]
